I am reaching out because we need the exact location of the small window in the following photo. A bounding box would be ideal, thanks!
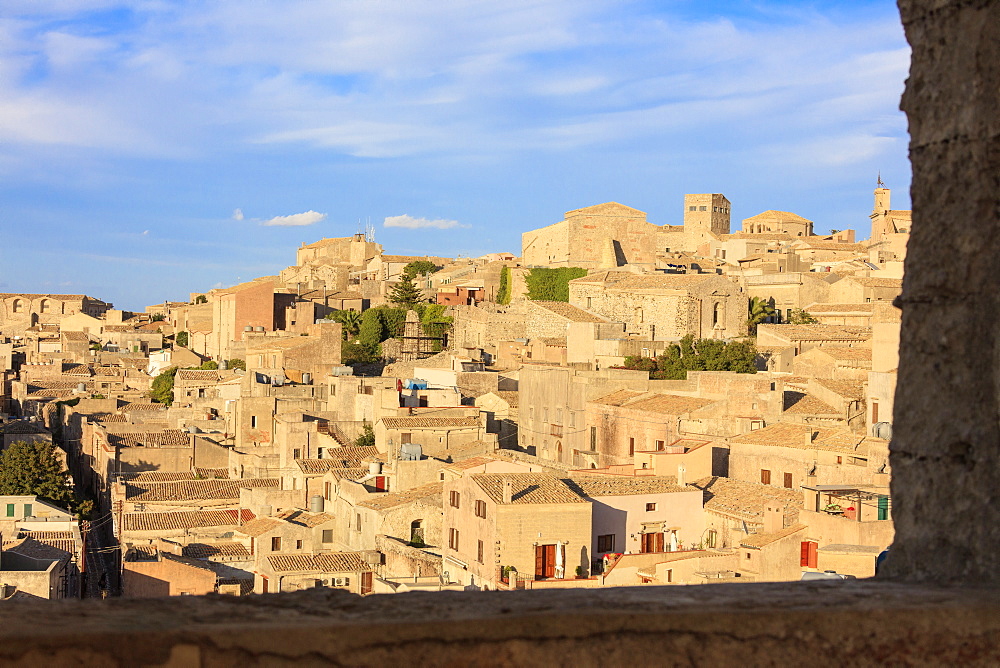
[449,528,459,551]
[271,537,281,551]
[477,540,484,564]
[293,448,301,460]
[322,529,333,543]
[356,513,362,532]
[23,504,32,517]
[475,500,487,519]
[250,416,258,429]
[296,540,303,550]
[450,491,461,508]
[5,504,13,517]
[324,482,332,500]
[688,206,697,212]
[699,206,707,211]
[629,438,635,456]
[760,469,771,485]
[646,503,657,512]
[655,440,665,451]
[706,530,717,548]
[783,473,793,489]
[745,552,751,560]
[597,534,615,552]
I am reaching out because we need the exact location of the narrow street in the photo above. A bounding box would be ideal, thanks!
[82,515,120,599]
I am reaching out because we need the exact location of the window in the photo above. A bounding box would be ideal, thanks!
[449,491,460,508]
[597,534,615,553]
[477,540,484,564]
[356,513,362,532]
[645,503,657,512]
[837,456,843,464]
[448,528,460,551]
[699,206,707,211]
[5,504,13,517]
[324,482,331,500]
[475,500,487,519]
[590,426,597,450]
[706,530,717,548]
[783,473,793,489]
[688,206,697,212]
[296,540,303,550]
[322,530,333,544]
[629,438,635,456]
[401,433,412,444]
[655,440,665,451]
[23,504,31,517]
[872,401,880,423]
[293,448,301,460]
[271,537,281,551]
[250,416,257,429]
[569,412,576,428]
[760,469,771,485]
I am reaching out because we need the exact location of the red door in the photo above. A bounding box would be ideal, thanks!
[640,533,664,553]
[535,545,556,579]
[361,571,373,595]
[800,541,818,568]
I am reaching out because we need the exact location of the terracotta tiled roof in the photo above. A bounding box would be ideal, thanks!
[537,337,567,347]
[128,471,197,482]
[3,537,73,562]
[267,552,371,574]
[806,303,876,313]
[122,509,254,532]
[740,523,806,549]
[783,392,840,415]
[812,347,872,362]
[236,517,283,537]
[182,542,251,559]
[742,210,812,225]
[845,277,903,288]
[381,416,479,430]
[730,423,866,454]
[813,378,866,399]
[123,402,167,412]
[26,389,73,398]
[472,473,586,505]
[496,391,519,408]
[759,324,871,342]
[107,430,190,448]
[0,421,49,435]
[564,476,688,497]
[277,510,336,528]
[357,482,443,511]
[176,370,224,381]
[689,476,801,524]
[570,271,723,290]
[795,241,866,252]
[125,478,279,502]
[529,301,608,323]
[441,455,499,473]
[590,390,645,407]
[620,393,714,415]
[61,331,91,342]
[195,468,230,479]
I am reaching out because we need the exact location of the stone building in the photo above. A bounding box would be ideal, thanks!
[867,185,911,263]
[682,194,732,237]
[741,211,813,237]
[568,271,746,340]
[0,293,112,337]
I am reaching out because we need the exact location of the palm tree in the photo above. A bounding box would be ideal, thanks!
[336,310,363,340]
[747,297,776,335]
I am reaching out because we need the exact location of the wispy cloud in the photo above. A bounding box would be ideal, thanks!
[261,210,326,227]
[384,214,468,230]
[232,208,244,221]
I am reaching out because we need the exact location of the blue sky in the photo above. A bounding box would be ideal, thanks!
[0,0,911,310]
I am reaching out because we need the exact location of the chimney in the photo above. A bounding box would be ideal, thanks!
[502,478,513,504]
[804,429,817,447]
[763,503,783,534]
[677,464,686,487]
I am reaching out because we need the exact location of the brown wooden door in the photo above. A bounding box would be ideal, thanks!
[535,544,556,579]
[361,571,373,595]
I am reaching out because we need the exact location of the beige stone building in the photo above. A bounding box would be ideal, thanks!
[867,185,911,263]
[741,210,813,237]
[568,271,747,340]
[682,194,732,237]
[0,293,112,337]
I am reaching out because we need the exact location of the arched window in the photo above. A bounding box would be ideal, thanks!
[712,302,721,327]
[12,299,24,314]
[40,299,51,313]
[410,520,424,545]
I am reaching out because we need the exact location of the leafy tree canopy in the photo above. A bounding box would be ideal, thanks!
[787,308,819,325]
[747,296,777,335]
[355,422,376,448]
[150,366,179,405]
[325,309,363,340]
[622,335,758,379]
[175,331,189,348]
[0,441,74,510]
[402,260,438,279]
[497,266,512,305]
[150,313,165,322]
[226,358,247,371]
[194,294,208,304]
[525,267,587,302]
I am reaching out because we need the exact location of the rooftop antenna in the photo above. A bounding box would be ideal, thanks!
[365,217,376,243]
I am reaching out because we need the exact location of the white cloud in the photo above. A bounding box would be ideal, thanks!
[141,230,150,235]
[384,214,468,230]
[261,210,326,227]
[232,208,244,221]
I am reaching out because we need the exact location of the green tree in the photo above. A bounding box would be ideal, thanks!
[747,297,776,335]
[358,309,387,348]
[622,335,758,380]
[389,274,425,307]
[150,313,165,322]
[226,358,247,371]
[525,267,587,302]
[150,366,179,405]
[197,360,218,370]
[342,341,381,365]
[175,331,189,347]
[194,294,208,304]
[326,310,363,339]
[402,260,438,279]
[497,266,512,305]
[0,441,74,509]
[787,308,819,324]
[355,422,375,448]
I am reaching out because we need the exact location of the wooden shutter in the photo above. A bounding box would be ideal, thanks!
[544,545,556,578]
[535,545,544,578]
[761,469,771,485]
[655,533,665,553]
[784,472,793,489]
[807,541,818,569]
[800,541,811,567]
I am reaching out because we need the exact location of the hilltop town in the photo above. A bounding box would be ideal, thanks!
[0,184,906,599]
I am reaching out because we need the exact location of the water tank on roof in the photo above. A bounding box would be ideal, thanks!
[244,326,253,332]
[219,360,228,370]
[310,495,324,513]
[873,422,893,440]
[368,461,382,475]
[254,326,265,332]
[76,383,86,392]
[302,373,312,385]
[187,425,200,434]
[399,443,422,461]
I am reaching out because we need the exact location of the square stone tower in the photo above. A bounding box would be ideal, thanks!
[683,194,731,236]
